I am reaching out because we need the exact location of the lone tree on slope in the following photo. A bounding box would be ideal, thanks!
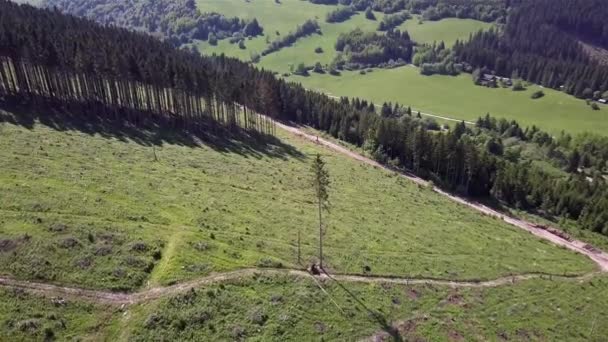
[311,153,330,269]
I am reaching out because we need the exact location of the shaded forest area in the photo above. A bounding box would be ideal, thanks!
[42,0,263,46]
[453,0,608,98]
[0,0,607,236]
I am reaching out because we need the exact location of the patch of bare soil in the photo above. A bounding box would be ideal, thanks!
[0,239,17,253]
[448,329,464,342]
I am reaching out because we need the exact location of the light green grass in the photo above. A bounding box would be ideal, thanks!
[120,273,608,341]
[0,111,596,291]
[401,15,492,47]
[289,66,608,135]
[195,0,335,63]
[196,0,383,73]
[195,0,489,74]
[0,289,118,341]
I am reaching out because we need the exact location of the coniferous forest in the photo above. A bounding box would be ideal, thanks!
[0,0,607,235]
[453,0,608,98]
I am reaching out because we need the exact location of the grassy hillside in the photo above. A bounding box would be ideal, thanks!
[110,274,608,341]
[0,107,596,292]
[289,66,608,135]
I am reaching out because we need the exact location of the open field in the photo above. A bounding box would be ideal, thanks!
[0,107,597,292]
[289,66,608,135]
[195,0,491,74]
[400,15,492,47]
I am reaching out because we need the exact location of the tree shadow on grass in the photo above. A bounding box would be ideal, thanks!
[323,272,403,342]
[0,99,305,161]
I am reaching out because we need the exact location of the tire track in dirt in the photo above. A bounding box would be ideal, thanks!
[0,269,601,306]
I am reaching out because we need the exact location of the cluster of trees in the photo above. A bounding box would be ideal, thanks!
[1,0,607,236]
[309,0,506,20]
[326,6,356,23]
[42,0,263,47]
[378,12,410,31]
[333,29,414,68]
[0,0,275,134]
[416,0,506,22]
[262,20,320,56]
[453,0,608,98]
[413,42,463,75]
[308,0,407,12]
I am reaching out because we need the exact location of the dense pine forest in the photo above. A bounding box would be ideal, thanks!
[42,0,263,46]
[453,0,608,98]
[0,0,607,235]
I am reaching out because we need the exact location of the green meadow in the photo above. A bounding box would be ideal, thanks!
[194,0,607,136]
[289,66,608,135]
[400,15,492,47]
[195,0,490,73]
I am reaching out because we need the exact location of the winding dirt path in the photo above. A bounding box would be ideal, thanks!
[275,121,608,272]
[0,268,600,306]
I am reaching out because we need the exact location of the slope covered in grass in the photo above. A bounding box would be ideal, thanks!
[121,273,608,341]
[0,106,596,292]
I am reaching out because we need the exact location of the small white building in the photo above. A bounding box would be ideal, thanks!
[599,98,607,104]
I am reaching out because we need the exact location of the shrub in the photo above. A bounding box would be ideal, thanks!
[256,258,283,268]
[313,62,324,73]
[591,102,600,110]
[531,90,545,99]
[314,46,323,53]
[49,223,67,232]
[365,7,376,20]
[59,237,80,249]
[249,307,268,325]
[512,81,525,91]
[130,241,149,252]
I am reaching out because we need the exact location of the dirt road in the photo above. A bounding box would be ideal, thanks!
[0,268,599,305]
[276,121,608,272]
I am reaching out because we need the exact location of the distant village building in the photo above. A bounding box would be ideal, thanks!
[599,98,607,104]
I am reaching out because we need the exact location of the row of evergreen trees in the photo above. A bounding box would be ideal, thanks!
[453,0,608,98]
[0,0,606,235]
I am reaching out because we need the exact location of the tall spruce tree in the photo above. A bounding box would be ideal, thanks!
[311,154,330,269]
